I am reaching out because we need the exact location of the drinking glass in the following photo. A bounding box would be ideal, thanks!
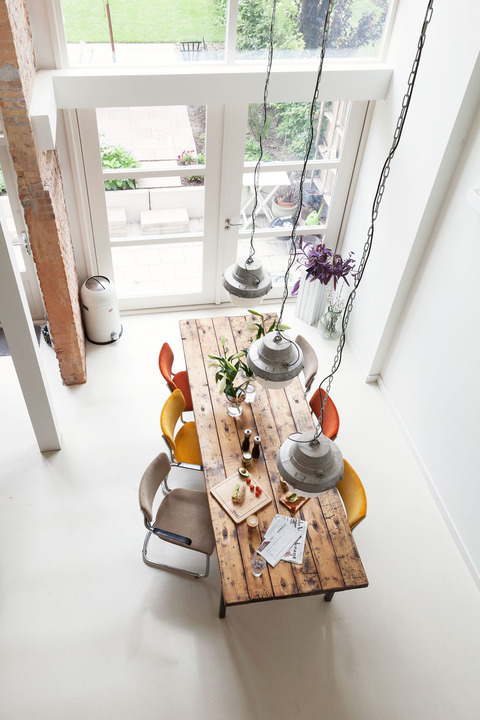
[251,553,267,577]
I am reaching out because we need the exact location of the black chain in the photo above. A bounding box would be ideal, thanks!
[248,0,278,266]
[277,0,335,329]
[315,0,435,437]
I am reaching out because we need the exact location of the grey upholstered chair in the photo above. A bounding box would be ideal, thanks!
[295,334,318,393]
[139,452,215,578]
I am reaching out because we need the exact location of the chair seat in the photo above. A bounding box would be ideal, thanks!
[175,421,202,465]
[155,488,215,556]
[173,370,193,412]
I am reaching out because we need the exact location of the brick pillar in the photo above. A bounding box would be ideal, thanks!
[0,0,86,385]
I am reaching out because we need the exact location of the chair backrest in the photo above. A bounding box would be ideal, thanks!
[295,335,318,392]
[309,388,340,440]
[159,343,176,392]
[336,459,367,531]
[139,452,171,523]
[160,389,186,452]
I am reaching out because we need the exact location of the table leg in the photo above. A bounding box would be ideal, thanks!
[324,591,335,602]
[219,590,226,618]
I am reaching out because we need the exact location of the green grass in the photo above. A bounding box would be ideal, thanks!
[61,0,225,44]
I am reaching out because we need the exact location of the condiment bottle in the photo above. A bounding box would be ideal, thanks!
[241,428,252,452]
[252,436,261,459]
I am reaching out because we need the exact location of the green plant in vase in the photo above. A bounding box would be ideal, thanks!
[207,337,254,416]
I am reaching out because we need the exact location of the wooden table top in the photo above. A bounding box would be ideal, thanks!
[180,315,368,609]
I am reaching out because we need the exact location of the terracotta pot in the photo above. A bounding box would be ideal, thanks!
[271,195,298,218]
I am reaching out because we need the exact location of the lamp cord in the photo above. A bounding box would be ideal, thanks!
[277,0,335,331]
[245,0,278,281]
[314,0,435,439]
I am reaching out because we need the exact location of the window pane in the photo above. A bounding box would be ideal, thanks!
[106,183,204,238]
[97,106,205,167]
[61,0,225,66]
[240,168,336,230]
[111,242,202,297]
[246,100,351,163]
[236,0,392,60]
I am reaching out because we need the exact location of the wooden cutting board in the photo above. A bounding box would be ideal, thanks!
[279,490,309,514]
[210,471,272,523]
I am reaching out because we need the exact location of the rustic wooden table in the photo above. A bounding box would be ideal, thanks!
[180,315,368,617]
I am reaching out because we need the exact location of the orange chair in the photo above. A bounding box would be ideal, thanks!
[336,459,367,531]
[159,342,193,413]
[309,388,340,441]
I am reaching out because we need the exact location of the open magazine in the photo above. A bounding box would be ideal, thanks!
[257,514,308,567]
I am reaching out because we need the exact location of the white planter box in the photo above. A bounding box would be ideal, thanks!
[294,269,328,326]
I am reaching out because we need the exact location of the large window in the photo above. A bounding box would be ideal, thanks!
[29,1,394,310]
[59,0,394,67]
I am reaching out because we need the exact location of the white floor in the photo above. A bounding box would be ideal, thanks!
[1,304,479,720]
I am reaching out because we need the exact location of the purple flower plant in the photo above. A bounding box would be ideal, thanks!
[291,237,356,296]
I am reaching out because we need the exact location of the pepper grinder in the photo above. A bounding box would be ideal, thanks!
[241,428,252,452]
[252,435,261,459]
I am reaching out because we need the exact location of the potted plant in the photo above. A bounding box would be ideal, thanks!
[271,182,300,218]
[291,238,356,332]
[177,149,205,185]
[207,337,254,417]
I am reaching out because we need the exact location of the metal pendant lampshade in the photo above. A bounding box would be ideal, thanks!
[276,430,343,497]
[223,256,272,308]
[247,331,304,389]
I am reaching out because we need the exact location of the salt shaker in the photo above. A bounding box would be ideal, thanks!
[252,435,261,459]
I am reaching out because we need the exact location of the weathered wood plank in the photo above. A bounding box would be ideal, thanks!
[181,318,250,606]
[320,488,369,589]
[229,315,301,598]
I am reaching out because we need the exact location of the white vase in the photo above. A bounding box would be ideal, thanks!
[294,269,328,326]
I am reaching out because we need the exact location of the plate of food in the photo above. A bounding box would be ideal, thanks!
[279,490,309,514]
[210,468,272,523]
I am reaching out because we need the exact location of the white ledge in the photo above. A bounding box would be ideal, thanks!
[30,63,392,150]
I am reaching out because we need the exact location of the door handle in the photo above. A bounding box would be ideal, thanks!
[225,218,242,230]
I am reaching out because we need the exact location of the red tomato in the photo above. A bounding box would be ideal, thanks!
[250,485,255,492]
[291,505,297,512]
[246,477,251,484]
[257,487,262,495]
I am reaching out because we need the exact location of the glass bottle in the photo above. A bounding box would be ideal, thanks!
[241,428,252,452]
[252,436,261,459]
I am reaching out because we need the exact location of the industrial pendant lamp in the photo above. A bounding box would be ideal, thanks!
[222,1,280,307]
[247,0,336,389]
[277,0,436,495]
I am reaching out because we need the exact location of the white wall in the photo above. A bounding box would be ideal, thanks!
[344,0,480,379]
[382,105,480,577]
[342,0,480,579]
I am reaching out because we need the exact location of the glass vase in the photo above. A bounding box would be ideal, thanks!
[239,371,256,404]
[226,392,245,417]
[320,305,343,340]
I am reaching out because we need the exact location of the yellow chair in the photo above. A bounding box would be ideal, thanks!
[336,459,367,531]
[161,389,203,492]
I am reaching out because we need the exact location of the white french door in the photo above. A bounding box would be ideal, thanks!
[77,98,367,311]
[77,105,224,311]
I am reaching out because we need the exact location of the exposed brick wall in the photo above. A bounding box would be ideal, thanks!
[0,0,86,385]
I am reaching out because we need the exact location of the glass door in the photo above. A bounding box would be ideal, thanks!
[218,100,369,300]
[77,104,223,310]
